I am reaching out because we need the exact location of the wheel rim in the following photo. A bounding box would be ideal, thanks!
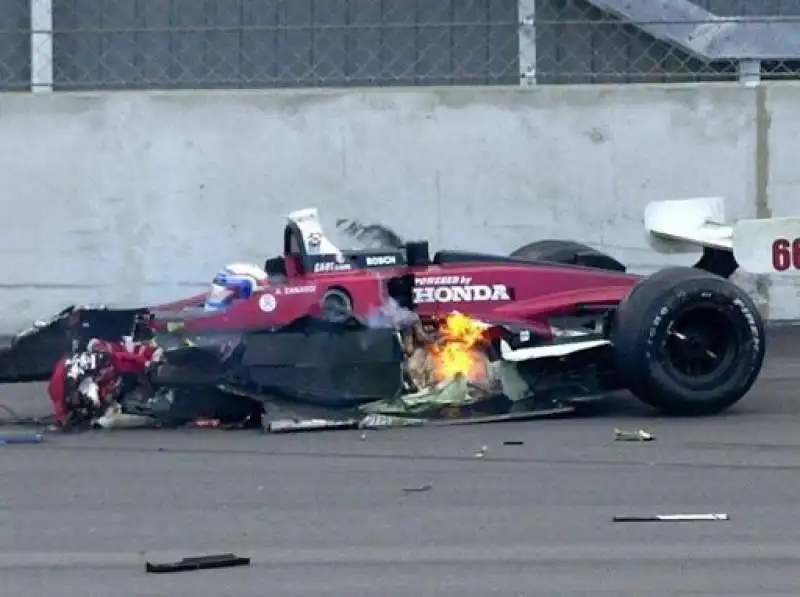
[661,303,740,382]
[321,291,352,322]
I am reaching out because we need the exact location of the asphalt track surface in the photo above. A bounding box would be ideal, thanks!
[2,327,800,596]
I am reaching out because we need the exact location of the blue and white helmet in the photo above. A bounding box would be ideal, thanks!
[204,263,268,312]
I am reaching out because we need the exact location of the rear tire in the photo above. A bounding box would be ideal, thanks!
[611,267,765,416]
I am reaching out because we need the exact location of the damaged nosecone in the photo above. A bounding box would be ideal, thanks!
[27,291,550,432]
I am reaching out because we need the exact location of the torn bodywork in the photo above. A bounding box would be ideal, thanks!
[0,306,148,383]
[17,300,611,430]
[29,307,412,429]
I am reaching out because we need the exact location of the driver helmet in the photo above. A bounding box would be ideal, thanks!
[204,263,268,312]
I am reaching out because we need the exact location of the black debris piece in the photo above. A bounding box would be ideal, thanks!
[402,484,433,493]
[502,440,524,445]
[145,553,251,574]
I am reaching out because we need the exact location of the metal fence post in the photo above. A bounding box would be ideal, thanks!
[519,0,536,85]
[738,59,761,86]
[742,57,772,319]
[30,0,53,92]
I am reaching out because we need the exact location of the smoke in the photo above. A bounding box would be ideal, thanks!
[334,217,418,330]
[335,219,405,250]
[363,297,419,330]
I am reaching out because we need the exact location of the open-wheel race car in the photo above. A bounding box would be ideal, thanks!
[0,197,795,428]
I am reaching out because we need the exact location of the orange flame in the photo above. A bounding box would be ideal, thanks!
[430,312,488,382]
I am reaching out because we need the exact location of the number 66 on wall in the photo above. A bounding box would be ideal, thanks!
[734,218,800,274]
[772,238,800,271]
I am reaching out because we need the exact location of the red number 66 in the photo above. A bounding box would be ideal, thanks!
[772,238,800,271]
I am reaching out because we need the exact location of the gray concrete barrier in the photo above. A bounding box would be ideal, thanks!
[0,82,795,329]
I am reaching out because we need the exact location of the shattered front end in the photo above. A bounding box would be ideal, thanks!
[0,306,149,383]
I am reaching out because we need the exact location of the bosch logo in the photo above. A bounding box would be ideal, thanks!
[365,255,397,266]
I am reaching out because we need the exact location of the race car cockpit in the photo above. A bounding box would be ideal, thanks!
[282,208,352,276]
[204,263,268,312]
[273,207,416,278]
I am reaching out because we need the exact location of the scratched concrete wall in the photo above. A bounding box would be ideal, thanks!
[0,84,760,330]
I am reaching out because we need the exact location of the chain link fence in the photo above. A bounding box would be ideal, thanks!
[0,0,31,89]
[49,0,521,89]
[3,0,800,91]
[533,0,800,84]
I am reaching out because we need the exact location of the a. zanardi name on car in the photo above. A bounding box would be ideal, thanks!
[274,285,316,295]
[285,285,316,294]
[413,275,512,303]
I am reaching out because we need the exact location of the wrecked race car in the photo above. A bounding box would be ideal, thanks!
[49,333,162,428]
[0,197,794,423]
[47,306,555,431]
[46,314,265,430]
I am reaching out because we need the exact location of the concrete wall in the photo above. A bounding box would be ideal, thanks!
[764,84,800,322]
[0,82,795,330]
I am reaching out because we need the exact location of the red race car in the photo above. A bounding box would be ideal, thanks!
[0,198,793,419]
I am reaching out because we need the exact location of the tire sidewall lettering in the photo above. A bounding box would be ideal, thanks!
[642,285,762,383]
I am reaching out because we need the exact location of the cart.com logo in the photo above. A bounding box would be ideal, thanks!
[413,276,512,303]
[313,262,352,273]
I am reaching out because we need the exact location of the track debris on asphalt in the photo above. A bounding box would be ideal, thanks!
[614,428,655,442]
[613,513,730,523]
[144,553,251,574]
[0,432,44,445]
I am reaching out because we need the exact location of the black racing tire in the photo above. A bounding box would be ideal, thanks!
[321,287,354,323]
[610,267,765,416]
[510,240,626,272]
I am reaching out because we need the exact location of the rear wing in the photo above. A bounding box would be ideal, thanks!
[644,197,800,274]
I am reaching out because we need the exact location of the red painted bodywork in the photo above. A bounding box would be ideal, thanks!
[48,339,160,426]
[145,257,642,337]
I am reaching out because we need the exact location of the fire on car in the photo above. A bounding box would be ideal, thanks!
[430,312,489,383]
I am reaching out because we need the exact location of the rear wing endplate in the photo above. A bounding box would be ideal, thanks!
[644,197,800,274]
